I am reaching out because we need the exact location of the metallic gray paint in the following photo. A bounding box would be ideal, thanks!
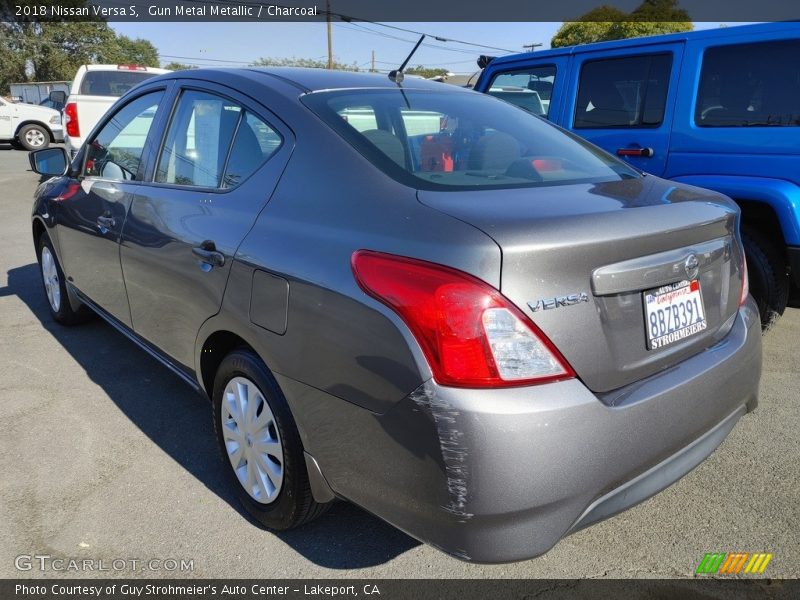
[30,68,762,563]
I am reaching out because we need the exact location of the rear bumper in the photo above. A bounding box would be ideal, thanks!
[286,298,762,563]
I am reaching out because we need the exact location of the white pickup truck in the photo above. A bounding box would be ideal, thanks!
[0,96,63,150]
[63,64,170,156]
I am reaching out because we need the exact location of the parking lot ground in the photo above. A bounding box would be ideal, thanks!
[0,145,798,578]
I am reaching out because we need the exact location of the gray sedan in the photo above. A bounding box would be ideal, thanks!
[28,68,761,563]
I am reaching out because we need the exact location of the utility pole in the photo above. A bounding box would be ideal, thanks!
[371,50,375,73]
[523,43,543,52]
[326,0,333,69]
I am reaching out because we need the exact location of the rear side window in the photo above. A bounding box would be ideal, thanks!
[79,71,158,97]
[156,89,279,188]
[574,54,672,129]
[487,65,557,117]
[696,40,800,127]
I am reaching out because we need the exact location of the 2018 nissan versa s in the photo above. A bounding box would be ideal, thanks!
[29,68,762,563]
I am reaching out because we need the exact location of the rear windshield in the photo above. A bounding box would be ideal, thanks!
[79,71,158,97]
[302,88,638,191]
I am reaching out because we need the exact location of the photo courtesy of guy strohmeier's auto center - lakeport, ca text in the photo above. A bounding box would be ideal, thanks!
[1,0,798,599]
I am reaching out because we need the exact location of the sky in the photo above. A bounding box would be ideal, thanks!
[111,22,743,75]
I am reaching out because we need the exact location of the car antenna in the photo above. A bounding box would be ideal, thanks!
[388,35,426,83]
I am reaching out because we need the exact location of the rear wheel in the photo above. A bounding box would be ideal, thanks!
[742,227,789,330]
[18,124,50,151]
[37,233,92,325]
[212,348,330,529]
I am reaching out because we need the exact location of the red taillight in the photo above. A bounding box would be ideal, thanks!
[740,253,749,306]
[117,65,147,71]
[64,103,79,138]
[55,183,81,202]
[351,250,575,388]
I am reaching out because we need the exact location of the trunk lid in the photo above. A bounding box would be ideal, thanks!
[418,176,745,393]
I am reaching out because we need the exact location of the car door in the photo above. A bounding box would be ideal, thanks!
[563,44,684,176]
[0,98,13,139]
[120,83,292,369]
[55,88,169,326]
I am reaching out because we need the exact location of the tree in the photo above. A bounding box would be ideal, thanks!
[162,62,197,71]
[100,35,159,67]
[405,66,450,79]
[1,0,159,93]
[250,56,360,71]
[551,0,692,48]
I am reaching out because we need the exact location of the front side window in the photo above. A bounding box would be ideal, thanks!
[696,40,800,127]
[303,89,639,191]
[487,65,557,117]
[84,90,164,181]
[574,54,672,129]
[156,90,279,189]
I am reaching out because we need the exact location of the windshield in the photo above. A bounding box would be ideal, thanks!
[302,88,638,191]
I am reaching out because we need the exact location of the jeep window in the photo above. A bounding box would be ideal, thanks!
[84,91,164,181]
[303,88,639,191]
[696,40,800,127]
[487,65,557,117]
[574,54,672,129]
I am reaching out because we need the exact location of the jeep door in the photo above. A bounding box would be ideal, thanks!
[54,88,168,326]
[563,43,684,176]
[119,82,292,370]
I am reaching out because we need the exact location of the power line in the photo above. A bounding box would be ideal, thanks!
[180,0,516,54]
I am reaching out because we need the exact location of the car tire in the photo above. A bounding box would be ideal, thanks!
[742,227,789,330]
[212,348,331,530]
[36,233,93,325]
[18,124,50,151]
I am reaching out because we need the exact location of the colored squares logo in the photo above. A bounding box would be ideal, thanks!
[696,553,773,574]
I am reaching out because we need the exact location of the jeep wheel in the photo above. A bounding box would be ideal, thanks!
[742,227,789,330]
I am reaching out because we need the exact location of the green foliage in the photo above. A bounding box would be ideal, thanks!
[100,34,159,67]
[162,62,197,71]
[250,56,360,71]
[405,65,450,79]
[0,0,159,93]
[551,0,693,48]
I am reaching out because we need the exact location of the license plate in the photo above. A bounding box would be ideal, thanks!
[644,280,707,350]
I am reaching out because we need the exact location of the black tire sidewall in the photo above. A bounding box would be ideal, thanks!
[19,124,50,151]
[742,228,789,327]
[212,349,308,530]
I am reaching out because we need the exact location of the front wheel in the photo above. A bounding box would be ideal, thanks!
[742,228,789,330]
[37,233,92,325]
[212,348,330,530]
[18,124,50,151]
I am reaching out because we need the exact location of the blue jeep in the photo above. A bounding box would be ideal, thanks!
[475,22,800,328]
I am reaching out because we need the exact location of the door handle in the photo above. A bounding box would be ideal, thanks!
[96,215,115,230]
[616,147,654,158]
[192,241,225,268]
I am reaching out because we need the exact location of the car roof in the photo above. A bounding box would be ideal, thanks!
[163,67,468,95]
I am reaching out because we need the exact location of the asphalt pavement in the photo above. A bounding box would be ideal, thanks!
[0,144,798,579]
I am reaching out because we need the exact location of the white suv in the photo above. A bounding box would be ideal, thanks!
[0,96,63,150]
[63,64,170,156]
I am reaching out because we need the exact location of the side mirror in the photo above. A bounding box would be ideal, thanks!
[49,90,67,105]
[29,147,69,177]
